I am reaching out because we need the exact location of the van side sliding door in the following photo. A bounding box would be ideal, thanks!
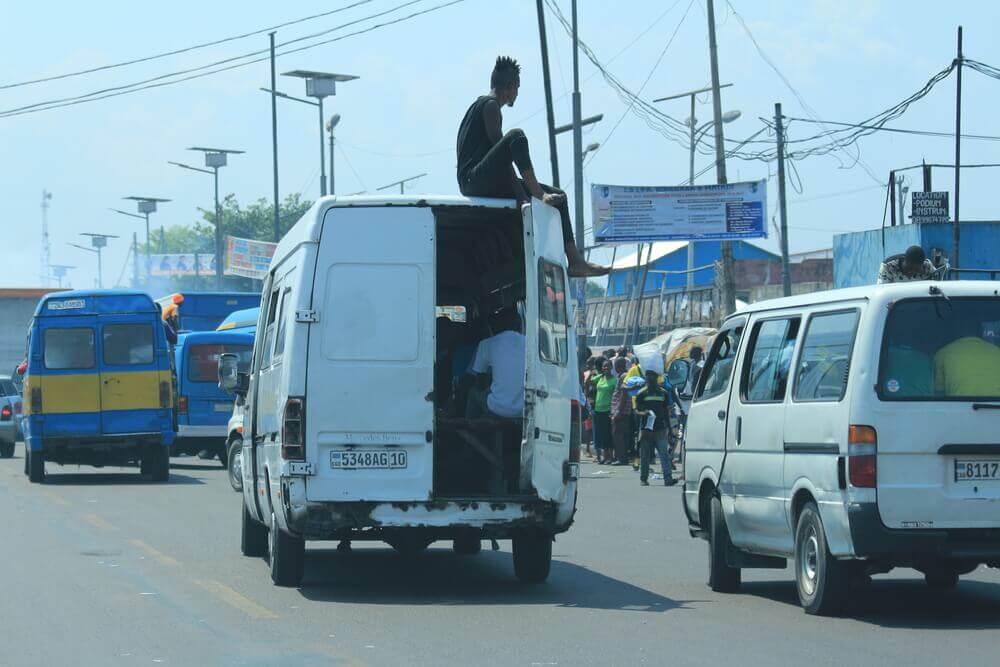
[523,201,573,503]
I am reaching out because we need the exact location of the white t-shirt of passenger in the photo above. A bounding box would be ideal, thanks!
[471,330,526,419]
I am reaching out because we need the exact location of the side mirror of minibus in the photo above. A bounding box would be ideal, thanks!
[666,359,690,391]
[218,353,248,395]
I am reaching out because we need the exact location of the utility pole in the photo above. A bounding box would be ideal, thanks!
[536,0,560,187]
[774,103,791,297]
[132,232,139,288]
[953,25,963,268]
[570,0,588,345]
[40,190,52,287]
[896,174,908,225]
[270,32,281,242]
[706,0,736,316]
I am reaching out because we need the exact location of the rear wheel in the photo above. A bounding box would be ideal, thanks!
[708,495,741,593]
[227,436,243,492]
[794,502,849,615]
[241,503,267,557]
[28,449,44,483]
[453,535,482,555]
[0,442,14,458]
[512,532,552,583]
[924,567,961,590]
[148,446,169,482]
[269,512,305,587]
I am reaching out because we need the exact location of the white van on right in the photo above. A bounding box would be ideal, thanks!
[680,281,1000,615]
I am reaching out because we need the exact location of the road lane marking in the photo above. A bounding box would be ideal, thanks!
[80,512,117,531]
[193,579,278,620]
[129,539,179,567]
[39,490,70,506]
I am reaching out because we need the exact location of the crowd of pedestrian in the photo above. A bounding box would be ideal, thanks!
[580,345,685,487]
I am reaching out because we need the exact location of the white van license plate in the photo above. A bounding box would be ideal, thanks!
[331,450,408,470]
[954,460,1000,482]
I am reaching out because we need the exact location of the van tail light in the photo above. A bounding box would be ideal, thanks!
[31,387,42,414]
[848,425,877,488]
[281,397,305,460]
[159,381,171,409]
[0,405,10,421]
[569,399,582,463]
[177,395,188,415]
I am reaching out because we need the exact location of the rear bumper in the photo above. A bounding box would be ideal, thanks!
[283,489,566,540]
[848,503,1000,564]
[177,424,227,438]
[30,433,166,464]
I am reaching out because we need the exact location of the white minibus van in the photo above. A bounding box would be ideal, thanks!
[678,281,1000,615]
[220,195,581,587]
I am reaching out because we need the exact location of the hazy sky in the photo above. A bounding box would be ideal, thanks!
[4,0,1000,289]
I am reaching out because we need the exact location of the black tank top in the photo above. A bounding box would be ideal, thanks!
[456,95,496,185]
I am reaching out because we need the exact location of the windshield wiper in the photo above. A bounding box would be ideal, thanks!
[972,403,1000,411]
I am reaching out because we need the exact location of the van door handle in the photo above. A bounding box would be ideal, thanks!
[535,389,549,399]
[736,416,742,445]
[717,410,726,421]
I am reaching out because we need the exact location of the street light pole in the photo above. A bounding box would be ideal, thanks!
[213,166,222,288]
[318,97,327,196]
[327,114,341,195]
[706,0,736,317]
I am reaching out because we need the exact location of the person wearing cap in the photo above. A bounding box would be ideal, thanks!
[877,245,938,284]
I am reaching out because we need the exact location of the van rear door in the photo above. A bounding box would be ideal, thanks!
[99,315,163,435]
[36,317,101,437]
[874,296,1000,529]
[304,205,436,502]
[523,201,573,503]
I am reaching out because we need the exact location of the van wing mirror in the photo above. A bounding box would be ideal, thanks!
[218,353,248,395]
[666,359,690,390]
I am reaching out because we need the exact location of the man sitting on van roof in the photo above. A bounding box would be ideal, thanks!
[456,56,608,278]
[470,308,525,420]
[877,245,939,284]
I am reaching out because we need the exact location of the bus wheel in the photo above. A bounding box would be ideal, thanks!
[512,532,552,583]
[28,449,45,483]
[149,447,169,482]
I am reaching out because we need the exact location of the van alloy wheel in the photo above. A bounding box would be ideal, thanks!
[227,437,243,492]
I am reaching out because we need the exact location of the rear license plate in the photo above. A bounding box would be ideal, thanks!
[954,460,1000,482]
[331,449,408,470]
[214,402,233,412]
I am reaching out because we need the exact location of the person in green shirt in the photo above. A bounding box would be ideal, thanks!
[934,335,1000,397]
[882,345,933,398]
[592,360,616,464]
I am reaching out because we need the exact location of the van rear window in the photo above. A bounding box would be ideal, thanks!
[103,323,154,366]
[879,297,1000,400]
[188,344,252,382]
[44,328,95,370]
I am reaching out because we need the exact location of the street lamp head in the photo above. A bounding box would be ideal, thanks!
[722,110,742,124]
[283,70,358,100]
[327,113,341,132]
[585,142,600,154]
[123,196,170,215]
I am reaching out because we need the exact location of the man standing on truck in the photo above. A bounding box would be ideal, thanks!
[457,56,609,278]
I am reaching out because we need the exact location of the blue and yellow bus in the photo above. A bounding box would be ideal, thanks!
[22,290,175,482]
[155,292,260,333]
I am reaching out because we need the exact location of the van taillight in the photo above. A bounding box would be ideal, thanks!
[569,399,581,463]
[848,425,877,488]
[0,405,10,421]
[177,395,188,415]
[282,397,305,460]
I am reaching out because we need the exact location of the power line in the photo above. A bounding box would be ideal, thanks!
[0,0,374,90]
[785,116,1000,142]
[585,0,694,165]
[1,0,468,119]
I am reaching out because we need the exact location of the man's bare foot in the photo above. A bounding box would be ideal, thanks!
[543,192,566,207]
[565,241,610,277]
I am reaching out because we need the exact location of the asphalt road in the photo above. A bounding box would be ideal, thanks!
[2,444,999,666]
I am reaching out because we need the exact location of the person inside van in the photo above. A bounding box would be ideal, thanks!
[635,369,675,486]
[933,322,1000,397]
[470,308,526,420]
[456,55,608,278]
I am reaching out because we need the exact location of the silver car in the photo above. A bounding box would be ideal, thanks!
[0,375,21,458]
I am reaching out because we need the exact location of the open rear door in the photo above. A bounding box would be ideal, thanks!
[305,205,436,502]
[523,201,573,503]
